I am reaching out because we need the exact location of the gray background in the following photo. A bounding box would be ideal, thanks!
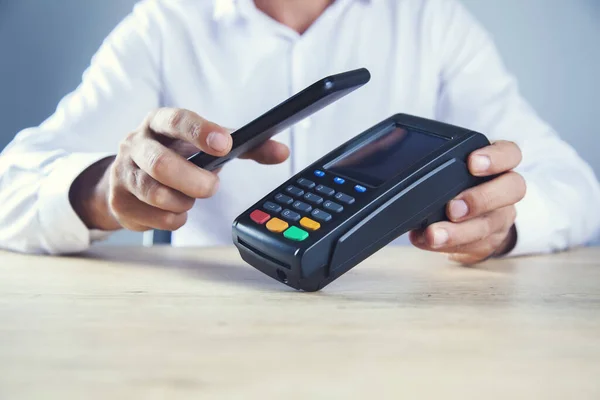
[1,0,599,246]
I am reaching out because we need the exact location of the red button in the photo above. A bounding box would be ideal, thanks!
[250,209,270,224]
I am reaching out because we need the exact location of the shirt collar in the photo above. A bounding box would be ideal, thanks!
[212,0,372,22]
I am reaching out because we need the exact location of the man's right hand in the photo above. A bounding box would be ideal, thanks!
[70,108,290,232]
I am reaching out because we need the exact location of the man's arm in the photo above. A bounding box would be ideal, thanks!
[414,0,600,257]
[0,1,163,254]
[0,1,290,255]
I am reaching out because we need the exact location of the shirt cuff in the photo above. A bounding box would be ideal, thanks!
[37,152,114,254]
[505,178,564,257]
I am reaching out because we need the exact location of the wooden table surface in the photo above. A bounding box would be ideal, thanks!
[1,245,599,399]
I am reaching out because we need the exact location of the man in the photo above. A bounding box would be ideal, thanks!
[1,0,599,264]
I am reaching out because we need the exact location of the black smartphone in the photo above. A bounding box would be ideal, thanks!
[187,68,371,171]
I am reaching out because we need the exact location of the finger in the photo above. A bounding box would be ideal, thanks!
[126,167,195,213]
[238,140,290,165]
[107,205,149,232]
[117,219,150,232]
[108,189,188,232]
[447,232,510,264]
[410,206,515,251]
[169,140,205,159]
[447,171,526,221]
[468,140,522,176]
[410,229,507,264]
[146,108,232,156]
[129,139,220,199]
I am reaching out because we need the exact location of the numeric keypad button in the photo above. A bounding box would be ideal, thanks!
[281,209,302,222]
[311,209,332,222]
[323,200,343,213]
[334,192,355,205]
[303,192,323,205]
[285,185,304,197]
[315,185,335,196]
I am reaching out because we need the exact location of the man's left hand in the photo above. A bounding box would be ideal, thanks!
[409,140,526,264]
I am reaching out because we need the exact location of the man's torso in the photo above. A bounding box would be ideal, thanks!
[119,0,451,246]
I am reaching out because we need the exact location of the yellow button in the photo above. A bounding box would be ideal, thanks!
[266,218,289,233]
[300,217,321,231]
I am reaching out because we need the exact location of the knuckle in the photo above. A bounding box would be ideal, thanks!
[173,213,188,230]
[161,212,186,230]
[118,139,130,155]
[131,168,145,190]
[108,161,120,182]
[484,240,498,257]
[140,178,157,200]
[146,151,168,176]
[119,131,138,152]
[144,109,158,124]
[133,170,160,205]
[476,188,494,213]
[453,242,468,254]
[119,131,143,156]
[195,174,219,198]
[171,195,195,213]
[195,181,211,199]
[107,190,123,214]
[148,185,170,207]
[161,213,176,228]
[126,129,139,141]
[189,123,203,141]
[168,109,186,131]
[493,140,522,169]
[181,196,195,211]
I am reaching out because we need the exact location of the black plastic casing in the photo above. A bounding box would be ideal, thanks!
[232,114,492,292]
[187,68,371,171]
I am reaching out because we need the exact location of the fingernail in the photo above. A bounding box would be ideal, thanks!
[449,200,469,219]
[207,132,229,152]
[472,155,491,173]
[432,228,449,247]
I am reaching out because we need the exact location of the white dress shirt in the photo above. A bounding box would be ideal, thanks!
[1,0,599,255]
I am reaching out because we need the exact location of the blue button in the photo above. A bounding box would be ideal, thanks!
[333,177,345,184]
[354,185,366,193]
[314,170,325,177]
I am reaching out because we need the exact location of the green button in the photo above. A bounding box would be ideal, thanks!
[283,226,309,241]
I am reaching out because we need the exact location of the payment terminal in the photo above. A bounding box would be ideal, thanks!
[232,114,492,291]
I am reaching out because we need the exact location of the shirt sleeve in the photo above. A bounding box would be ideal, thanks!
[427,0,600,255]
[0,0,163,254]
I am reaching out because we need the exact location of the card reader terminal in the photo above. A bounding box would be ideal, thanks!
[232,113,492,291]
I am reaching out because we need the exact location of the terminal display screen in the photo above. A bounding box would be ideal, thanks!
[325,125,448,186]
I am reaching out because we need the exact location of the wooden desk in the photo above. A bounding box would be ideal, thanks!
[1,246,599,399]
